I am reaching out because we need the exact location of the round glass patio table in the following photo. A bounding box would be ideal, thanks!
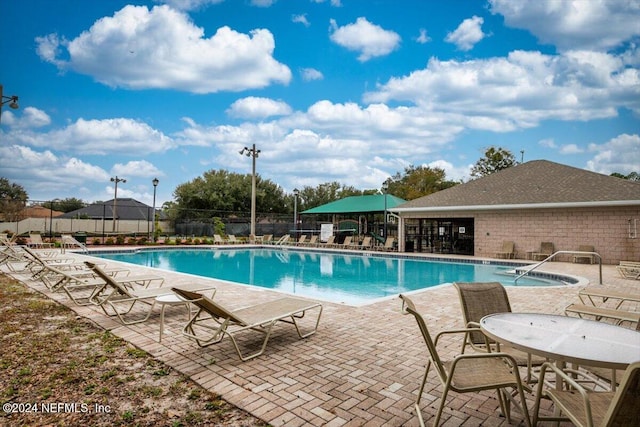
[480,313,640,370]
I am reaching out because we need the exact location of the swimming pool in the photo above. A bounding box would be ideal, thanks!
[93,247,575,305]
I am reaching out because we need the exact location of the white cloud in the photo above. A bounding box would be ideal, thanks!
[415,29,431,44]
[586,133,640,175]
[0,145,111,198]
[111,160,163,177]
[329,17,401,62]
[0,107,52,129]
[251,0,275,7]
[425,159,471,182]
[8,107,52,129]
[445,16,485,51]
[226,97,293,119]
[300,67,324,81]
[292,14,310,27]
[364,50,640,131]
[538,138,557,148]
[559,144,584,154]
[157,0,223,11]
[489,0,640,51]
[3,117,175,155]
[36,5,291,93]
[311,0,342,6]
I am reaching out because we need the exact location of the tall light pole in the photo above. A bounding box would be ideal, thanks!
[0,84,19,125]
[382,182,388,238]
[151,178,159,242]
[293,188,299,237]
[110,176,126,232]
[239,144,260,242]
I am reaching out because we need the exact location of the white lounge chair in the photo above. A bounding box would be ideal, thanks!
[85,262,215,325]
[172,288,323,361]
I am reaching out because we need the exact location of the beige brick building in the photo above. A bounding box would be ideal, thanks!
[392,160,640,264]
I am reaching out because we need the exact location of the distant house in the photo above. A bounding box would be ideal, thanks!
[60,198,158,221]
[392,160,640,264]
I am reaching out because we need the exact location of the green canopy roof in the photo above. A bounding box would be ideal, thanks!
[301,194,406,215]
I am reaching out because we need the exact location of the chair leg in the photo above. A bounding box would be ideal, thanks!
[415,361,431,427]
[433,382,450,427]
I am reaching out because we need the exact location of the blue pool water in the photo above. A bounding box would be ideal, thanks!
[94,248,568,305]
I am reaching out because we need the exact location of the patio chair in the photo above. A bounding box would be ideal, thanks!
[213,234,226,244]
[41,263,165,305]
[495,241,515,259]
[564,303,640,327]
[321,235,336,247]
[359,236,372,249]
[399,294,531,427]
[533,361,640,427]
[21,246,85,278]
[261,234,273,244]
[302,235,318,247]
[453,282,546,384]
[61,234,88,253]
[531,242,554,261]
[616,261,640,280]
[340,235,353,248]
[578,287,640,310]
[295,234,307,246]
[572,244,596,264]
[375,236,395,252]
[85,261,215,325]
[172,288,323,361]
[274,234,290,245]
[227,235,243,244]
[28,233,54,249]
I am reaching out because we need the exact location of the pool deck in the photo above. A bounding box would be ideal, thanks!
[5,246,639,426]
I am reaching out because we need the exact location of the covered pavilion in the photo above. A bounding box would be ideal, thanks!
[301,194,406,244]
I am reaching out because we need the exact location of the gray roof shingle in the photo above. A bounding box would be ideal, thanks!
[395,160,640,210]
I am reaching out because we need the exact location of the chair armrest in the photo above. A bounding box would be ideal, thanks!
[450,351,520,371]
[536,362,593,407]
[434,327,491,349]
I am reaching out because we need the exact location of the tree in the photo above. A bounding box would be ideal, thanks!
[382,165,458,200]
[295,182,376,211]
[43,197,86,213]
[611,171,639,181]
[172,170,288,220]
[0,177,28,222]
[470,146,516,178]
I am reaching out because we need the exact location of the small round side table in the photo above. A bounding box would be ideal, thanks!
[156,294,192,342]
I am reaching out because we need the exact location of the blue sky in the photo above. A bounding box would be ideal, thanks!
[1,0,639,207]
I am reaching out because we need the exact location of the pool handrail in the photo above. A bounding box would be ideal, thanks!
[515,250,602,285]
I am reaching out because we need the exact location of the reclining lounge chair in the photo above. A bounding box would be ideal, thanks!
[85,262,215,325]
[172,288,323,361]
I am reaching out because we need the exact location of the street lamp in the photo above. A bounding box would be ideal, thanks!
[293,188,299,237]
[239,144,260,242]
[152,178,159,242]
[110,176,126,232]
[0,84,19,125]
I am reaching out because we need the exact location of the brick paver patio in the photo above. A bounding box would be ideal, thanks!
[5,247,638,426]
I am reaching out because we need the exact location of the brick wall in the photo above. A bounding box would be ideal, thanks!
[401,206,640,264]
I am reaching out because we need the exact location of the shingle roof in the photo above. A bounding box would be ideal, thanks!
[395,160,640,211]
[302,194,406,214]
[60,198,158,220]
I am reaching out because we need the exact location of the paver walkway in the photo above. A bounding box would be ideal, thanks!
[5,247,639,426]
